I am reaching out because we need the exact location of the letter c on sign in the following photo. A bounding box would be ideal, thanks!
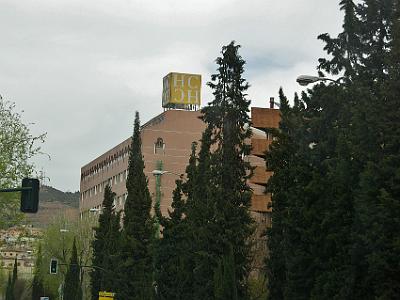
[188,76,198,89]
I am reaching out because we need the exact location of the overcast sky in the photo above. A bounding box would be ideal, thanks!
[0,0,343,192]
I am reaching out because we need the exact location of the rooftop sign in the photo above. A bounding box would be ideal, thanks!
[162,72,201,108]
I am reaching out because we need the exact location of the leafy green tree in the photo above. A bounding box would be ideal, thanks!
[118,111,154,300]
[91,185,121,299]
[0,97,46,229]
[63,238,82,300]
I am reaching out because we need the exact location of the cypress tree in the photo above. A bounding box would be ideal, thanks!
[351,1,400,298]
[266,1,400,299]
[5,273,13,300]
[155,179,190,300]
[119,111,154,300]
[11,258,17,286]
[102,209,122,293]
[5,258,18,300]
[186,127,215,300]
[91,185,120,299]
[63,238,82,300]
[32,244,44,300]
[205,41,254,299]
[266,89,309,299]
[213,244,238,300]
[186,41,254,299]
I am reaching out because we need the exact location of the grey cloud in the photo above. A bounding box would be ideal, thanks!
[0,0,343,191]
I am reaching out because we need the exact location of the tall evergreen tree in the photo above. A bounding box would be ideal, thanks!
[32,244,44,300]
[5,273,13,300]
[265,89,310,299]
[63,238,82,300]
[102,209,122,293]
[351,1,400,298]
[185,41,254,299]
[91,185,120,299]
[267,1,400,299]
[5,258,18,300]
[186,127,215,300]
[213,244,238,300]
[155,179,191,300]
[118,111,154,300]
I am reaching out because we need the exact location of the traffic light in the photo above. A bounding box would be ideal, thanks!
[50,258,58,274]
[20,178,39,213]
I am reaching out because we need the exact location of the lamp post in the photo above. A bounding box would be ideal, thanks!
[151,170,185,180]
[151,169,186,238]
[296,75,340,86]
[59,228,69,300]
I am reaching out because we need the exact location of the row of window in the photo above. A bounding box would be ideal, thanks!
[81,138,167,182]
[89,193,128,213]
[81,147,130,182]
[81,170,128,201]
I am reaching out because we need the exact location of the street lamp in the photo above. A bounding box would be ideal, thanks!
[296,75,339,86]
[151,169,185,179]
[151,169,186,238]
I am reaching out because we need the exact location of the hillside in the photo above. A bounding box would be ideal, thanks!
[24,185,80,228]
[39,185,80,208]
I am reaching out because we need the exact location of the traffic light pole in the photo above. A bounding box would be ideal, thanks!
[58,263,110,274]
[0,187,32,193]
[0,178,40,213]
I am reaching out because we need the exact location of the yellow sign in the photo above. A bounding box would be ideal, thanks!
[162,72,201,107]
[99,291,114,300]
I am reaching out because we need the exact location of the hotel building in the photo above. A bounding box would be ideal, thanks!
[79,74,280,268]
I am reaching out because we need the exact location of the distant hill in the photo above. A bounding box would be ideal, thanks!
[39,185,80,208]
[25,185,79,228]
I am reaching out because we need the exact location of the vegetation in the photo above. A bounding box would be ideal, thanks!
[31,245,44,300]
[63,238,82,300]
[32,214,94,299]
[153,41,255,300]
[266,0,400,298]
[154,179,189,300]
[91,185,121,299]
[118,112,154,300]
[0,97,46,229]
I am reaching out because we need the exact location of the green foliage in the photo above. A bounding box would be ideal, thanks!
[0,97,46,229]
[63,238,82,300]
[266,1,400,299]
[5,273,13,300]
[91,185,121,299]
[155,180,191,300]
[182,41,254,299]
[213,245,238,300]
[118,111,154,300]
[36,214,94,299]
[31,245,44,300]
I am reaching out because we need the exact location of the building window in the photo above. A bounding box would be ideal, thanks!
[154,137,165,154]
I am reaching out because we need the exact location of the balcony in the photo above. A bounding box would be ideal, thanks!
[251,138,272,158]
[251,107,281,130]
[251,194,272,213]
[250,166,272,186]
